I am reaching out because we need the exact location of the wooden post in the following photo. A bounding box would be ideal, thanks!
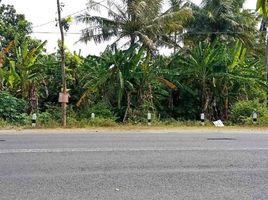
[57,0,67,127]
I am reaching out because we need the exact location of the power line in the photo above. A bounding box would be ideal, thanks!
[30,30,266,35]
[32,31,81,35]
[32,8,88,29]
[32,0,107,29]
[185,30,265,34]
[33,20,56,29]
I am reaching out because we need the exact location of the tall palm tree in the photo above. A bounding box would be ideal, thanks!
[186,0,256,46]
[76,0,192,52]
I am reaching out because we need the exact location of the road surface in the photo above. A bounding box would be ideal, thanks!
[0,130,268,199]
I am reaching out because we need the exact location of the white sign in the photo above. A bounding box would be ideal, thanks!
[213,120,224,127]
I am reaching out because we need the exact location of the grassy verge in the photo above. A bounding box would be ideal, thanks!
[1,117,268,131]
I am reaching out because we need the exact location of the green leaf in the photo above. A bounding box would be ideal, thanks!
[8,61,19,88]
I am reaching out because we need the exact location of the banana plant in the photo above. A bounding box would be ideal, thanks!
[176,39,267,120]
[177,40,225,116]
[0,41,15,90]
[7,40,47,113]
[215,40,267,119]
[77,45,176,121]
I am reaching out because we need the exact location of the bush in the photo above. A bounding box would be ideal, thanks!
[230,100,268,125]
[0,92,27,123]
[67,116,81,128]
[44,105,61,122]
[0,118,8,128]
[79,102,115,120]
[84,117,117,127]
[66,117,117,128]
[36,112,60,128]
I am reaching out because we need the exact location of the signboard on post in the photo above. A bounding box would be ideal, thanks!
[58,93,69,103]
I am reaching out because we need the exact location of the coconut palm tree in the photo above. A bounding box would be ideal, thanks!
[186,0,256,46]
[76,0,192,52]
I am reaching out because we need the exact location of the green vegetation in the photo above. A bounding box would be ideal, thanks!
[0,0,268,128]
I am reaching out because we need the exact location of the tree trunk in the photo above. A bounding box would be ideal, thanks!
[223,86,229,121]
[168,90,174,110]
[201,80,209,114]
[173,32,177,54]
[28,82,37,114]
[0,80,3,91]
[123,92,131,123]
[224,97,228,121]
[130,35,135,47]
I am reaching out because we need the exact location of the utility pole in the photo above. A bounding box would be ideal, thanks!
[265,21,268,106]
[57,0,67,127]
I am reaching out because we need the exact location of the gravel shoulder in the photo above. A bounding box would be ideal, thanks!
[0,126,268,134]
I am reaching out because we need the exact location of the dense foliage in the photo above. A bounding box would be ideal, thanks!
[0,91,26,122]
[0,0,268,127]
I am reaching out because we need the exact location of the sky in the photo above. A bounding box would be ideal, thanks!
[1,0,256,56]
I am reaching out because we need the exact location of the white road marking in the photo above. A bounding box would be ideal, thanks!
[0,147,268,154]
[1,168,268,179]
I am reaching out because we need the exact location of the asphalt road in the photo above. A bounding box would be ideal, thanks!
[0,131,268,200]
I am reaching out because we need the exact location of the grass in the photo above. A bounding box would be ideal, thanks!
[1,116,267,130]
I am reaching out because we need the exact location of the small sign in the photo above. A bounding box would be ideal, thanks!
[58,93,69,103]
[213,120,224,127]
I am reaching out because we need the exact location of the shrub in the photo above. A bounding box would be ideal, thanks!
[0,92,27,123]
[0,118,8,128]
[36,112,60,127]
[79,102,115,120]
[84,117,117,127]
[67,116,81,128]
[45,105,61,122]
[230,100,268,125]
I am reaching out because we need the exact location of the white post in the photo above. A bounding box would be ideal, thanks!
[253,111,257,125]
[147,112,152,126]
[91,113,95,120]
[200,113,205,126]
[32,113,37,127]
